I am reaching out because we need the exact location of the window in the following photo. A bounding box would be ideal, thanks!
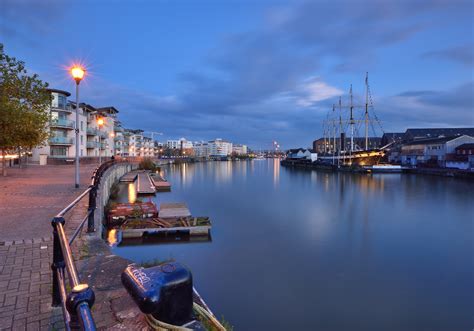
[51,146,67,157]
[80,136,83,145]
[58,95,67,109]
[81,121,83,131]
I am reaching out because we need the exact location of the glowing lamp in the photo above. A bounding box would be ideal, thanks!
[97,118,104,126]
[110,132,115,138]
[71,66,85,83]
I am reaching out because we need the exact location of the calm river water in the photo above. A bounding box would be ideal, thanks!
[112,159,473,331]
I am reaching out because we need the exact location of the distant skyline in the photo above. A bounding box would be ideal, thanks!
[1,0,473,149]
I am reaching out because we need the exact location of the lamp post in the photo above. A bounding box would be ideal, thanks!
[110,132,115,157]
[97,117,104,164]
[71,66,85,188]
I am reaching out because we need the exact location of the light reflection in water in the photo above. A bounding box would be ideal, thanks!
[107,229,118,246]
[128,182,136,203]
[111,160,474,331]
[273,158,280,187]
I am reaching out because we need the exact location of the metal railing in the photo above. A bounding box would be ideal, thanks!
[51,118,75,129]
[86,141,99,149]
[86,128,98,136]
[49,137,74,145]
[51,160,119,331]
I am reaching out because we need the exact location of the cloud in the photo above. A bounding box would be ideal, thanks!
[422,45,474,66]
[380,82,474,131]
[4,0,472,148]
[293,77,343,107]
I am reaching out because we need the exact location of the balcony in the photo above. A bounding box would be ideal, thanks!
[100,143,106,150]
[114,135,124,141]
[49,137,73,145]
[114,126,123,132]
[86,141,99,149]
[50,118,75,129]
[98,131,108,138]
[86,128,98,136]
[51,104,73,113]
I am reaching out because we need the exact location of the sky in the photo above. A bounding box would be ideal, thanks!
[1,0,473,149]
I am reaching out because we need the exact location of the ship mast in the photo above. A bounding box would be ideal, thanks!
[349,84,354,153]
[365,72,369,150]
[332,104,336,165]
[338,97,343,166]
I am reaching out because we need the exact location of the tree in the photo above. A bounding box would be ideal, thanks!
[0,44,51,176]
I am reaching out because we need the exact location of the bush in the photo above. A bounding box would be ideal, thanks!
[139,158,156,171]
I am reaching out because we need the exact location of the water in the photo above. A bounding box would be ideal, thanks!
[112,160,474,331]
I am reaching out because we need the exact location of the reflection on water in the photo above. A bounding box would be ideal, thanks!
[112,160,474,331]
[127,182,136,203]
[273,158,279,186]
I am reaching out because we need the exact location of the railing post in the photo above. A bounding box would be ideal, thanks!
[87,186,97,233]
[51,216,66,306]
[66,284,96,330]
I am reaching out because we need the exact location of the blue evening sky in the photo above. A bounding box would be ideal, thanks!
[1,0,473,149]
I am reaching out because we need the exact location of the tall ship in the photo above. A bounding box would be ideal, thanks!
[317,73,390,167]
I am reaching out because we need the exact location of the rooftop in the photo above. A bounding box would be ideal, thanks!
[46,88,71,97]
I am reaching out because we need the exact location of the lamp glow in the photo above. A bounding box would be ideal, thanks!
[97,118,104,126]
[71,66,85,83]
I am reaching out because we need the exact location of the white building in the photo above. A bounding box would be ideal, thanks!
[232,144,248,155]
[166,138,193,150]
[209,139,232,157]
[401,135,474,167]
[32,89,88,162]
[193,141,210,157]
[128,132,144,157]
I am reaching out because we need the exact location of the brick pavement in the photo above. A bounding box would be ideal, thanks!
[0,164,147,331]
[0,164,97,242]
[0,165,95,330]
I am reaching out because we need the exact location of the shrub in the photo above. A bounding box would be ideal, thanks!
[139,158,156,171]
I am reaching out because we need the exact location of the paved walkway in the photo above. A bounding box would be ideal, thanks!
[0,165,96,242]
[0,165,95,330]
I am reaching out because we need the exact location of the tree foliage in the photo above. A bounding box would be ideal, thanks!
[0,43,51,175]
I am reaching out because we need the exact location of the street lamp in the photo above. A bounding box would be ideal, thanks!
[110,132,115,157]
[97,117,104,164]
[71,65,85,188]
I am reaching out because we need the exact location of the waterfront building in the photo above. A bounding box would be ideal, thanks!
[31,89,87,163]
[113,121,125,156]
[232,144,248,155]
[128,130,144,157]
[208,139,233,157]
[402,128,474,142]
[166,138,193,150]
[286,148,317,161]
[400,135,474,167]
[193,141,210,158]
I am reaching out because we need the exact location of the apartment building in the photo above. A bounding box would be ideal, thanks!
[32,89,87,162]
[232,144,248,155]
[209,139,233,157]
[31,89,120,163]
[193,141,209,157]
[166,138,193,150]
